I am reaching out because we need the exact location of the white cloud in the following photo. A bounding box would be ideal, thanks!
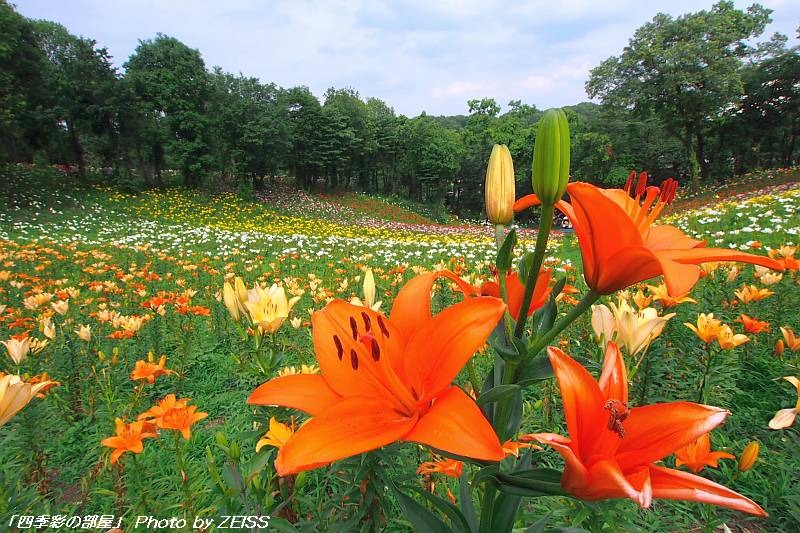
[15,0,800,116]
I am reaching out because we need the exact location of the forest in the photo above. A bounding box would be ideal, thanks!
[1,0,798,215]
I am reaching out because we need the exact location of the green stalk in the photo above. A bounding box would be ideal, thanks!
[513,204,554,339]
[492,359,520,441]
[527,290,601,357]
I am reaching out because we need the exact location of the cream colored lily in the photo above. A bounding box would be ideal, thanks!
[768,377,800,429]
[75,325,92,342]
[599,299,674,357]
[2,337,31,365]
[0,374,56,427]
[590,304,615,346]
[245,284,301,334]
[350,269,382,311]
[222,276,249,321]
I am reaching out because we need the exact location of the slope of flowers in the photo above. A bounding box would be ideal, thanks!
[1,164,799,530]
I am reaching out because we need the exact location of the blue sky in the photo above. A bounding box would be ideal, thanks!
[14,0,800,116]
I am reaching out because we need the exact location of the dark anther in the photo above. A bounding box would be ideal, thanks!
[350,349,359,370]
[370,338,380,361]
[377,315,390,338]
[604,399,629,438]
[333,335,343,360]
[361,312,372,331]
[349,316,358,340]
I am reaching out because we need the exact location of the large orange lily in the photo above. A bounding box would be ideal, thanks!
[522,343,765,515]
[514,175,782,296]
[479,269,552,321]
[248,271,506,476]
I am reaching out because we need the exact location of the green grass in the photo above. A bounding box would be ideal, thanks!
[0,164,798,531]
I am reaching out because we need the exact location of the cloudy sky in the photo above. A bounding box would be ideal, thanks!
[15,0,800,116]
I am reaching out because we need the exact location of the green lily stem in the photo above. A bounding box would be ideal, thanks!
[492,359,520,441]
[697,344,716,404]
[513,203,554,339]
[493,223,516,342]
[174,432,194,519]
[479,484,497,533]
[466,358,482,397]
[494,223,505,250]
[497,268,515,342]
[527,289,601,357]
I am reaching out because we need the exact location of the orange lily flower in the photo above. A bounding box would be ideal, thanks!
[417,458,463,478]
[646,283,697,307]
[734,285,774,304]
[514,176,782,296]
[248,271,506,476]
[138,394,208,438]
[157,404,208,440]
[781,327,800,352]
[674,433,734,474]
[101,418,157,464]
[522,343,765,515]
[130,356,175,384]
[735,314,770,334]
[684,313,724,344]
[479,269,552,321]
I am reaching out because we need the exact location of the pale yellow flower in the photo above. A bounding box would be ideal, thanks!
[245,284,301,334]
[716,325,749,350]
[41,317,56,340]
[350,268,382,311]
[51,300,69,315]
[2,337,31,365]
[74,325,92,342]
[768,377,800,430]
[255,417,294,452]
[610,300,675,356]
[0,374,55,427]
[685,313,724,344]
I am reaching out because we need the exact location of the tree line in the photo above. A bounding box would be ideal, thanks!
[1,0,797,214]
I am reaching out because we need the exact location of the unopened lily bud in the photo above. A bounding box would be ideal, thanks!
[774,339,785,359]
[222,281,240,320]
[234,277,248,305]
[532,108,570,205]
[484,144,515,225]
[738,441,759,472]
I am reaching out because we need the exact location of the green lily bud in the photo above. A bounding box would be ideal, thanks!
[484,144,515,225]
[532,109,570,205]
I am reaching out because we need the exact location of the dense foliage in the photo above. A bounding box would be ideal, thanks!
[1,0,798,216]
[1,165,799,531]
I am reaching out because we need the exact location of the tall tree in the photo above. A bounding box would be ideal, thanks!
[34,20,118,178]
[0,0,49,162]
[124,34,210,186]
[587,1,771,180]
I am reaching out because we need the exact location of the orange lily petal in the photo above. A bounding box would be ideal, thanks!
[389,270,479,342]
[597,342,627,404]
[247,374,341,416]
[404,386,504,462]
[584,459,653,508]
[513,194,542,212]
[311,300,406,402]
[547,347,607,460]
[653,255,702,298]
[524,432,589,483]
[274,396,417,476]
[404,297,505,397]
[658,248,784,271]
[649,465,766,516]
[645,225,704,251]
[616,403,729,470]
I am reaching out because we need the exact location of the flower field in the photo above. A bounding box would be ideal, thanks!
[1,164,800,531]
